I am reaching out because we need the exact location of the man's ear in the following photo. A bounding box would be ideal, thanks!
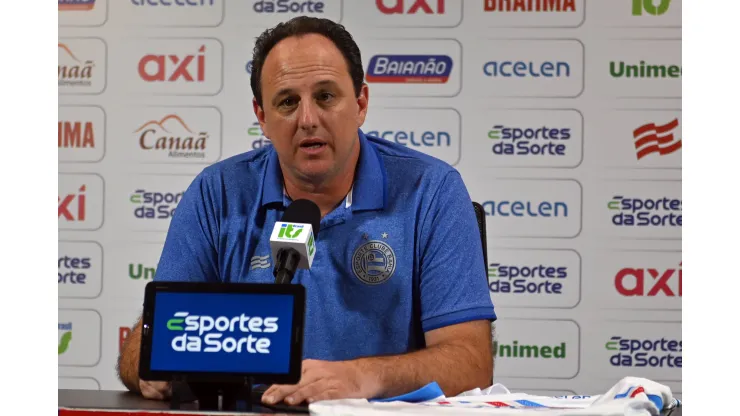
[356,83,369,128]
[253,97,268,137]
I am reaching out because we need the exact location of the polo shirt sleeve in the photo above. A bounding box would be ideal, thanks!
[154,170,220,283]
[418,171,497,333]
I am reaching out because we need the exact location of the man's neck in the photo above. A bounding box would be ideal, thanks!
[282,163,357,218]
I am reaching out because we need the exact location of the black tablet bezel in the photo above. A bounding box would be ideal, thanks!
[139,281,305,385]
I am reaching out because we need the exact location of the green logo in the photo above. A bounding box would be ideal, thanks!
[632,0,671,16]
[307,232,315,256]
[58,331,72,355]
[167,317,185,330]
[493,341,566,359]
[278,224,304,239]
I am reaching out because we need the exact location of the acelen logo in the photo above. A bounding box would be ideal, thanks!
[376,0,445,14]
[615,263,682,297]
[139,45,205,83]
[481,199,569,218]
[366,55,453,84]
[483,59,571,78]
[632,118,681,160]
[484,0,576,12]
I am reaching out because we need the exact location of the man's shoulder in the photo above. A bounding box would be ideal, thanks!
[197,146,272,184]
[365,133,458,181]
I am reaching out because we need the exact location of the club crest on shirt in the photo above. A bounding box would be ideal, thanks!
[352,237,396,285]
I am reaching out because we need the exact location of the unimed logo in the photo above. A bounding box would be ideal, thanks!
[610,60,681,79]
[129,263,156,280]
[494,340,567,359]
[615,263,681,297]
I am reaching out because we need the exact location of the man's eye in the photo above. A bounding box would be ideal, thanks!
[280,98,297,107]
[318,92,334,101]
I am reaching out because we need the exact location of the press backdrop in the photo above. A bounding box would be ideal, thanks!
[58,0,682,399]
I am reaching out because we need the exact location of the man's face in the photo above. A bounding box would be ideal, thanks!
[254,33,369,183]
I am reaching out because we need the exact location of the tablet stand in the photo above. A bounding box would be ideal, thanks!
[170,377,255,412]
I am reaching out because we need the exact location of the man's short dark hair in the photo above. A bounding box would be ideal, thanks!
[250,16,365,108]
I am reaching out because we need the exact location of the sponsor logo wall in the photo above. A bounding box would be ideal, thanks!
[58,0,682,395]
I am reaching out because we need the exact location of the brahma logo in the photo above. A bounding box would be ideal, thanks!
[376,0,446,14]
[167,312,278,354]
[59,106,106,163]
[58,40,106,94]
[59,0,96,10]
[608,195,682,228]
[484,0,576,11]
[615,263,681,297]
[366,55,452,84]
[632,118,681,160]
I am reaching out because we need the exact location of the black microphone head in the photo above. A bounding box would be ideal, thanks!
[281,199,321,235]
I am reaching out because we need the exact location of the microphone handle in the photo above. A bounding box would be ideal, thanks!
[274,248,302,284]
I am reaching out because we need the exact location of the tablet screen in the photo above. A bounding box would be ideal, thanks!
[140,282,304,383]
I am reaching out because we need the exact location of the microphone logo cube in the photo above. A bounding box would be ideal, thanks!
[270,222,316,270]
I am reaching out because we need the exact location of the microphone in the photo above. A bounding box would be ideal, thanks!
[270,199,321,285]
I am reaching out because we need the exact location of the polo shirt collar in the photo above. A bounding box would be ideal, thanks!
[260,129,387,212]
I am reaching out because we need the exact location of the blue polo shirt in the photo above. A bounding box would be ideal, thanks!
[154,129,497,360]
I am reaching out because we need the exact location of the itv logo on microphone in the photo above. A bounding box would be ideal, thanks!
[278,223,304,239]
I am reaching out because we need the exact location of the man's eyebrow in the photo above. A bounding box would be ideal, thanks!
[271,88,295,106]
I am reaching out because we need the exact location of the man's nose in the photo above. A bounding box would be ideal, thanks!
[297,99,319,131]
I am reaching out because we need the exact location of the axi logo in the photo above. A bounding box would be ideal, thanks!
[139,45,206,83]
[119,327,132,353]
[58,43,95,87]
[59,120,95,149]
[610,61,681,79]
[606,336,681,368]
[615,263,682,297]
[632,0,671,16]
[376,0,445,14]
[59,322,73,355]
[59,0,95,10]
[481,200,568,218]
[366,55,452,84]
[59,185,87,221]
[278,224,304,239]
[59,255,91,284]
[249,122,272,149]
[493,340,567,359]
[167,312,278,353]
[608,196,682,227]
[484,0,576,12]
[135,114,208,159]
[253,0,326,13]
[488,124,570,156]
[483,60,571,78]
[129,263,156,280]
[632,118,681,160]
[130,189,183,219]
[488,262,567,294]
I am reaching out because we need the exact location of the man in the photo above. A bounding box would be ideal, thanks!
[118,16,497,406]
